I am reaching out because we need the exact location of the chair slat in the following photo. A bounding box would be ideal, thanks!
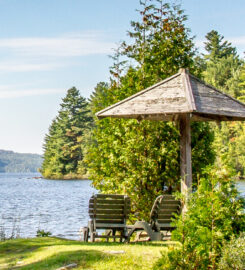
[157,219,173,223]
[90,198,125,205]
[89,209,124,215]
[91,214,124,220]
[95,223,126,228]
[158,214,174,219]
[160,200,180,205]
[95,219,124,224]
[89,204,126,210]
[158,209,179,215]
[96,194,125,199]
[161,204,180,210]
[162,195,175,199]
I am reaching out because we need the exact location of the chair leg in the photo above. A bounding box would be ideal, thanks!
[105,230,111,242]
[82,227,89,242]
[112,230,116,242]
[120,230,123,243]
[88,220,95,242]
[126,227,135,243]
[91,232,95,242]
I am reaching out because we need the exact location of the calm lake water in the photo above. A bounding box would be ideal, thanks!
[0,173,244,240]
[0,173,96,240]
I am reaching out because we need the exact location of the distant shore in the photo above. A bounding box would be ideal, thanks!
[41,173,89,180]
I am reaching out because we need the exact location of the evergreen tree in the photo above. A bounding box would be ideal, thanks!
[204,30,237,61]
[86,0,214,220]
[202,30,245,177]
[42,87,92,179]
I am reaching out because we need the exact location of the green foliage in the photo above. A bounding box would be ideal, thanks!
[36,229,52,237]
[201,30,245,178]
[0,149,42,173]
[86,0,214,220]
[204,30,238,61]
[154,166,245,270]
[218,232,245,270]
[213,122,245,177]
[41,87,92,179]
[238,62,245,102]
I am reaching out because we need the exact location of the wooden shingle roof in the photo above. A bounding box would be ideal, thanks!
[96,69,245,121]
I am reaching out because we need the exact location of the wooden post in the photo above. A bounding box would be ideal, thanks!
[179,114,192,200]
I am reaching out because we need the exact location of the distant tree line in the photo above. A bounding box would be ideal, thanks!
[41,0,245,217]
[0,150,42,173]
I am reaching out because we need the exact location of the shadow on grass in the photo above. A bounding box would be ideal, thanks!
[127,240,178,247]
[0,237,176,255]
[0,237,175,269]
[12,249,111,270]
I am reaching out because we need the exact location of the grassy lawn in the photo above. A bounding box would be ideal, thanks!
[0,237,174,270]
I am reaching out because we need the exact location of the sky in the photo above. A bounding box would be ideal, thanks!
[0,0,244,155]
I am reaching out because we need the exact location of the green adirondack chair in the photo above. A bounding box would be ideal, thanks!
[83,194,130,242]
[150,194,181,233]
[127,194,181,241]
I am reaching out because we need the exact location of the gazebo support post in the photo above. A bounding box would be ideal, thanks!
[179,114,192,204]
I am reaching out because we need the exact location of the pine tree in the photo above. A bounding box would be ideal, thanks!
[204,30,237,61]
[41,87,92,179]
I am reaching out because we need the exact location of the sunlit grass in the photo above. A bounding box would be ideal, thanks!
[0,237,174,270]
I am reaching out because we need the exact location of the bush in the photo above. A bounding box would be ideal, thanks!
[218,233,245,270]
[153,166,245,269]
[36,229,52,237]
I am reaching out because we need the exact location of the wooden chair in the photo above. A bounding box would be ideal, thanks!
[150,194,181,235]
[127,194,181,241]
[84,194,130,242]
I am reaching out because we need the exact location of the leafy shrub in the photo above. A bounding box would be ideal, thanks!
[218,232,245,270]
[154,166,245,269]
[36,229,52,237]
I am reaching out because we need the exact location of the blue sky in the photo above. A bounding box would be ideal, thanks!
[0,0,244,154]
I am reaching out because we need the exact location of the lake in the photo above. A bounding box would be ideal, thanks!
[0,173,96,240]
[0,173,244,240]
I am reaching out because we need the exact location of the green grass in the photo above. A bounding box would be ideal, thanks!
[0,237,174,270]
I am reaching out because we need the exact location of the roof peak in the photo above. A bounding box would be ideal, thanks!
[179,68,189,74]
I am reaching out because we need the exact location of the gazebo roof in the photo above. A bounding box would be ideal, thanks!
[96,69,245,122]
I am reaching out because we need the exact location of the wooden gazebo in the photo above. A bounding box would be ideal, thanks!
[96,69,245,196]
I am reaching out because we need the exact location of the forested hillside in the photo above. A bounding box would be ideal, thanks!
[0,150,42,173]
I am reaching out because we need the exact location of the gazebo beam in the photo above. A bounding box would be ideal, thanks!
[179,114,192,196]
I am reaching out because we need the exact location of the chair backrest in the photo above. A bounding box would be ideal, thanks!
[89,194,130,227]
[150,194,181,227]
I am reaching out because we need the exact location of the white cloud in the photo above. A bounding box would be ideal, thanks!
[0,88,65,99]
[0,32,115,57]
[229,36,245,46]
[0,31,115,73]
[0,62,62,72]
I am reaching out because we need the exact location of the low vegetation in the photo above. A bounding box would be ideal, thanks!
[218,232,245,270]
[153,166,245,269]
[0,237,172,270]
